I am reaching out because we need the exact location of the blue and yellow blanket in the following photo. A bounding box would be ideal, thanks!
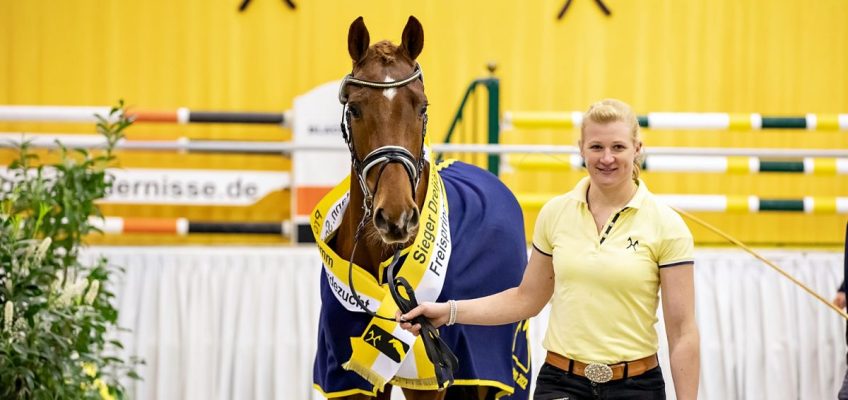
[312,160,530,399]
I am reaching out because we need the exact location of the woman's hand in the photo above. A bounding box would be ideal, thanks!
[396,302,450,335]
[833,291,846,309]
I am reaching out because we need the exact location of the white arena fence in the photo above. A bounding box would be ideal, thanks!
[82,246,846,400]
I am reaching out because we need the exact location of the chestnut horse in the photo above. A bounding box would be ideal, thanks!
[311,16,530,400]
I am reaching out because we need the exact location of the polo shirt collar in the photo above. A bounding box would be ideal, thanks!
[626,179,648,209]
[567,177,648,209]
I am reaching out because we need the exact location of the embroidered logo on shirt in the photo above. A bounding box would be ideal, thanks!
[626,237,639,251]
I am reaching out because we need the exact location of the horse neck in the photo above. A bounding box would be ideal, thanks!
[335,163,431,278]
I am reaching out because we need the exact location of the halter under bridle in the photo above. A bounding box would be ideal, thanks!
[337,63,458,388]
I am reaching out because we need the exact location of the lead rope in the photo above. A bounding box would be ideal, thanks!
[386,251,459,389]
[347,164,396,322]
[347,221,459,389]
[346,164,459,389]
[673,206,848,320]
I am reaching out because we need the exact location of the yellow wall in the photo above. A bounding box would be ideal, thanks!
[2,0,847,245]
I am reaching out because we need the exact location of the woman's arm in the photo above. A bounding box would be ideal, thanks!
[399,248,554,333]
[660,263,700,400]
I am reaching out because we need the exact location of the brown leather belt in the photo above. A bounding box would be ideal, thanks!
[545,351,659,383]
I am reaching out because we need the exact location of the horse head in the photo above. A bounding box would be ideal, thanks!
[340,16,428,245]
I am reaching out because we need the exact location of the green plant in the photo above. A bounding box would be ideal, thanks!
[0,102,140,399]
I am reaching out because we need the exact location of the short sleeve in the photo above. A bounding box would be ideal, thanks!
[657,210,694,268]
[532,198,560,256]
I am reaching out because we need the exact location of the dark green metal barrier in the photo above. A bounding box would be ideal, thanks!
[442,76,500,175]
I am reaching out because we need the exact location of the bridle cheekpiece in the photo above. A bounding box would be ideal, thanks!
[338,63,428,219]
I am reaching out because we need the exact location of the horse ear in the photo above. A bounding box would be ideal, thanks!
[401,16,424,60]
[348,16,370,63]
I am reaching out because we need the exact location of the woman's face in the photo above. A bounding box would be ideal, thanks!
[580,120,641,189]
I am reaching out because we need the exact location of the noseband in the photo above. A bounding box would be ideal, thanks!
[337,64,459,388]
[338,63,428,219]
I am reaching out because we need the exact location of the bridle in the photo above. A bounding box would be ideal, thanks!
[338,63,428,220]
[337,63,458,388]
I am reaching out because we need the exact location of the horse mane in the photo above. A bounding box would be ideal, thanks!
[363,40,413,66]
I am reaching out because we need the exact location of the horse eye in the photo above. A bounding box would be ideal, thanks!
[348,105,362,119]
[418,105,427,117]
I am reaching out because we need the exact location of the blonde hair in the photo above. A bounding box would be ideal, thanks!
[581,98,643,181]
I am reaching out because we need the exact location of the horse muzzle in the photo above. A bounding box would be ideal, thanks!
[373,206,419,244]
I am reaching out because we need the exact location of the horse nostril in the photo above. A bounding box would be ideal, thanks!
[406,208,420,230]
[374,208,389,230]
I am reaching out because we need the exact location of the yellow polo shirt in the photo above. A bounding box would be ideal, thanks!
[533,177,693,364]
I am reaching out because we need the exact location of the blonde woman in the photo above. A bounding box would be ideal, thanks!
[399,99,700,399]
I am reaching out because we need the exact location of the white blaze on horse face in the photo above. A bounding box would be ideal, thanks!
[383,75,397,101]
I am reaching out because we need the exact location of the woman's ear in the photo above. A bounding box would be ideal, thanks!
[634,140,644,166]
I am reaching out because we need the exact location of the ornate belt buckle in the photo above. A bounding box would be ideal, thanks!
[584,362,613,383]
